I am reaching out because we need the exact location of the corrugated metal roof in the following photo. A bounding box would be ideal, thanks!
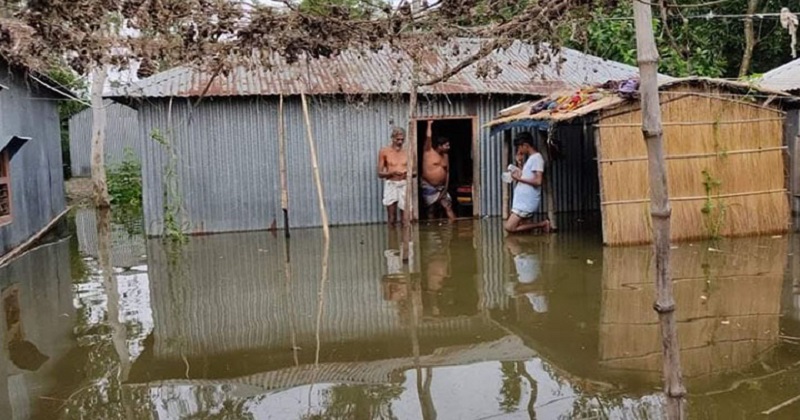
[760,58,800,93]
[108,39,645,98]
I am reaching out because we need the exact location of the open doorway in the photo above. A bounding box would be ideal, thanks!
[416,118,476,220]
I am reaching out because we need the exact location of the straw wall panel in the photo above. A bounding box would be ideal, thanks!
[597,93,789,245]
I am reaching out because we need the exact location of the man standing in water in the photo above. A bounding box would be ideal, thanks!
[504,132,551,234]
[378,127,408,226]
[422,120,456,221]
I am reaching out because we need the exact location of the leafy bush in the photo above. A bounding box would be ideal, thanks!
[106,148,142,208]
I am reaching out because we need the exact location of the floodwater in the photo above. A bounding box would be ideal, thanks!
[2,209,800,419]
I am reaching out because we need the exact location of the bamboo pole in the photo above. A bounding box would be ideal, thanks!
[90,66,111,208]
[300,93,330,240]
[278,95,290,237]
[598,146,786,163]
[502,130,511,220]
[601,189,788,206]
[595,117,784,128]
[405,91,419,226]
[402,76,420,265]
[0,206,71,267]
[541,129,557,231]
[594,124,608,244]
[633,2,686,418]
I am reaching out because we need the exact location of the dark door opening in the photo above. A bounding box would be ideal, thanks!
[416,118,475,220]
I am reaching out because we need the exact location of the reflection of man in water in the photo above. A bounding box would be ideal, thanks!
[505,236,548,314]
[382,227,408,302]
[421,227,453,317]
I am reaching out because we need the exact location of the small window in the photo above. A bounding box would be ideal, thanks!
[0,151,10,224]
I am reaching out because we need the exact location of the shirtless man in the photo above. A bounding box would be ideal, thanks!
[377,127,409,226]
[421,120,456,221]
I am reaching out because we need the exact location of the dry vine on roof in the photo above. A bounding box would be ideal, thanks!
[0,0,618,85]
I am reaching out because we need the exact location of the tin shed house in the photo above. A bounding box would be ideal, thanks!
[0,60,68,257]
[109,39,645,236]
[68,100,139,177]
[760,58,800,213]
[488,78,794,246]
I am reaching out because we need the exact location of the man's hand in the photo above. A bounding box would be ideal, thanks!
[511,168,522,182]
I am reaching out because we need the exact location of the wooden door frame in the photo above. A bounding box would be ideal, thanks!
[411,115,481,220]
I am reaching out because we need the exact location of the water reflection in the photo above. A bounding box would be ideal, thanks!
[2,211,800,418]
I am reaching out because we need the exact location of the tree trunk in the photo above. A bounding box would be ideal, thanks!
[632,2,686,418]
[90,66,110,208]
[739,0,760,77]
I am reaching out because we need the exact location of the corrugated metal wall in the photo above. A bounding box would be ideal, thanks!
[68,100,139,177]
[786,109,800,213]
[546,121,601,214]
[137,94,600,236]
[0,64,66,255]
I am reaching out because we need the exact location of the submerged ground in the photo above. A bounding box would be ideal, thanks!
[2,208,800,419]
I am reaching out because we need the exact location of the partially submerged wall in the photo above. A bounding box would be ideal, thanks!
[597,92,788,245]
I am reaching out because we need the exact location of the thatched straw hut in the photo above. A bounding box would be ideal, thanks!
[488,78,797,246]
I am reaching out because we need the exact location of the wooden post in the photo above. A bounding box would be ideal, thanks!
[278,95,290,237]
[541,129,558,231]
[594,123,608,245]
[471,117,481,218]
[301,91,331,376]
[502,130,511,220]
[300,93,329,241]
[405,88,420,226]
[90,66,111,208]
[633,2,686,418]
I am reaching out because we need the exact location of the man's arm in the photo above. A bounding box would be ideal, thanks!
[513,171,543,187]
[377,149,389,179]
[512,156,544,186]
[424,120,433,152]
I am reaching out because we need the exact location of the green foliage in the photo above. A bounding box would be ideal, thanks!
[106,149,144,236]
[701,169,726,240]
[151,128,187,245]
[298,0,386,18]
[106,149,142,209]
[48,66,88,179]
[567,1,800,78]
[568,3,726,77]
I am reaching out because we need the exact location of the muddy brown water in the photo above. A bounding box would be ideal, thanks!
[1,209,800,419]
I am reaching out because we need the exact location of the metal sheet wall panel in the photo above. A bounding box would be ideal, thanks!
[139,97,281,235]
[786,109,800,213]
[68,101,139,177]
[138,94,598,235]
[0,63,66,255]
